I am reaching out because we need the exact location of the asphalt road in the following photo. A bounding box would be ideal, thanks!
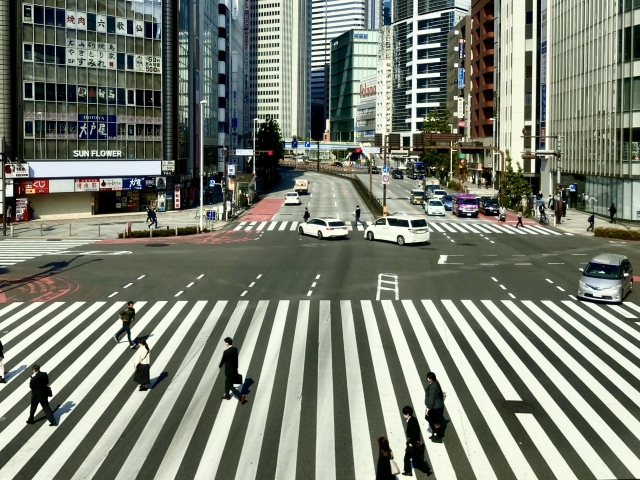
[1,170,640,480]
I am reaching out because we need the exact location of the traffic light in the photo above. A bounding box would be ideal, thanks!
[350,147,362,162]
[4,164,11,174]
[267,150,273,156]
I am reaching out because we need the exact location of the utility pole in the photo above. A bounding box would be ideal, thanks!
[317,140,320,172]
[199,100,206,232]
[222,141,228,220]
[382,137,387,216]
[1,136,5,237]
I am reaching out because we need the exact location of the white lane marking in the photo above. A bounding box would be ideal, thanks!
[249,282,256,287]
[278,222,288,231]
[123,283,133,288]
[306,290,313,296]
[508,293,516,299]
[548,263,565,265]
[153,302,249,480]
[197,274,205,279]
[568,295,577,300]
[430,223,445,232]
[192,302,269,480]
[316,301,336,480]
[244,225,254,231]
[482,300,614,479]
[137,275,146,280]
[334,202,337,206]
[240,291,248,297]
[546,279,554,283]
[437,255,463,265]
[377,273,399,300]
[491,277,498,282]
[256,221,268,231]
[268,222,278,230]
[311,282,317,287]
[580,302,640,346]
[482,224,504,233]
[275,302,310,479]
[290,222,299,231]
[557,286,565,292]
[490,240,495,243]
[499,285,507,290]
[340,302,375,479]
[234,302,290,480]
[610,304,638,319]
[108,292,118,298]
[514,263,532,265]
[450,223,470,233]
[571,253,587,256]
[174,291,183,297]
[257,274,263,279]
[316,274,321,279]
[186,282,194,288]
[442,300,536,479]
[441,223,458,233]
[473,224,492,233]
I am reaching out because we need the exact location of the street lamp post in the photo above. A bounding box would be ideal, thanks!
[199,100,206,232]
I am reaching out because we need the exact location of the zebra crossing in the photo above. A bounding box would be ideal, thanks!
[0,239,99,268]
[0,297,639,479]
[232,220,572,236]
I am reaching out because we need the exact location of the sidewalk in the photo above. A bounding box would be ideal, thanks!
[553,207,640,236]
[1,202,233,239]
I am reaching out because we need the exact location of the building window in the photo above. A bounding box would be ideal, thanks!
[23,4,33,23]
[24,82,34,99]
[24,121,34,137]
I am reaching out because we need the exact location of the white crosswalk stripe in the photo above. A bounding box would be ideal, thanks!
[1,298,639,479]
[0,239,99,267]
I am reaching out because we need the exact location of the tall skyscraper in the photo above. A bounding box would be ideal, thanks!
[391,0,469,146]
[310,0,366,137]
[248,0,310,140]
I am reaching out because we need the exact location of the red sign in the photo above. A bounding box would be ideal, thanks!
[24,179,49,194]
[75,178,100,192]
[174,186,181,209]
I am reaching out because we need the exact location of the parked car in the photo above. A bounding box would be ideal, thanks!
[299,218,348,240]
[364,215,430,245]
[578,254,633,303]
[284,192,301,205]
[442,195,453,211]
[425,199,446,216]
[371,166,380,174]
[393,169,404,179]
[410,189,425,205]
[479,196,500,215]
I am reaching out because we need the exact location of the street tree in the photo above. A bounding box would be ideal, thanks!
[255,119,284,185]
[420,106,451,175]
[501,150,532,208]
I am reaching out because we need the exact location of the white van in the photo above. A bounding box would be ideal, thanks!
[364,215,430,245]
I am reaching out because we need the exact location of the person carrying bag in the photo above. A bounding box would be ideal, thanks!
[133,338,150,391]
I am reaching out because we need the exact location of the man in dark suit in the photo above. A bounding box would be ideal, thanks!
[27,364,56,426]
[219,337,246,404]
[402,405,423,476]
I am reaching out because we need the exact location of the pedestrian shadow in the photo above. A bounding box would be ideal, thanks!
[53,400,76,420]
[5,364,28,382]
[152,371,169,389]
[239,378,254,396]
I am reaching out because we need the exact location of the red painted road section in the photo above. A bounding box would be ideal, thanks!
[240,199,283,222]
[483,211,540,226]
[99,230,258,245]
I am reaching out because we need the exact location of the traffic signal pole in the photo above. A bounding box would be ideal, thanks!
[382,140,387,216]
[1,137,5,236]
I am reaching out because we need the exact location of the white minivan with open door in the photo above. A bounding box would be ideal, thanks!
[364,215,430,245]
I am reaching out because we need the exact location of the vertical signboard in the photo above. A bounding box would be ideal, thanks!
[540,0,547,149]
[244,0,250,135]
[458,38,465,59]
[457,68,465,89]
[174,186,181,209]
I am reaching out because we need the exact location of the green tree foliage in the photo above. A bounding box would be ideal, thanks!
[255,119,284,170]
[420,107,451,173]
[501,150,532,207]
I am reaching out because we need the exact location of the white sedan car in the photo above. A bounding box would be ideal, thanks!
[299,218,349,239]
[284,192,301,205]
[425,199,446,216]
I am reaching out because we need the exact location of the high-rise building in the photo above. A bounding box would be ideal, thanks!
[248,0,310,141]
[446,16,471,137]
[376,25,392,137]
[310,0,365,138]
[549,0,640,219]
[329,29,378,142]
[391,0,469,147]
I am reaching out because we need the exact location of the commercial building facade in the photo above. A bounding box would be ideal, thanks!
[329,29,377,142]
[376,25,392,138]
[391,0,469,146]
[356,73,376,143]
[548,0,640,220]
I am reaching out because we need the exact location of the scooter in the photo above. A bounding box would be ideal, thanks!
[498,211,506,222]
[539,214,549,225]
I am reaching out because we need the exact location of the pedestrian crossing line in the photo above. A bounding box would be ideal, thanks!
[503,302,640,476]
[623,301,640,316]
[441,300,536,479]
[528,226,552,235]
[462,223,481,233]
[449,223,470,233]
[1,302,65,344]
[193,301,270,480]
[524,302,640,411]
[256,221,268,231]
[480,300,614,479]
[510,302,640,446]
[340,301,375,480]
[521,226,539,234]
[290,221,299,231]
[441,223,458,233]
[360,302,407,460]
[234,222,247,231]
[235,301,290,480]
[108,302,215,480]
[274,301,310,479]
[565,302,640,360]
[315,300,336,480]
[495,225,516,234]
[154,301,250,480]
[585,302,640,344]
[267,221,277,231]
[0,303,44,332]
[482,224,504,234]
[356,224,364,231]
[473,224,492,233]
[544,301,640,387]
[64,301,192,479]
[0,301,156,479]
[278,221,288,231]
[608,304,638,319]
[430,223,445,233]
[462,301,577,479]
[389,301,457,479]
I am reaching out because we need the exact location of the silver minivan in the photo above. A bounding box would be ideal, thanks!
[577,254,633,303]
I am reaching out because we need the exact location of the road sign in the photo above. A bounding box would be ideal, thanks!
[206,210,216,220]
[235,148,254,156]
[382,174,390,184]
[292,139,298,148]
[228,165,236,176]
[161,160,175,172]
[209,179,216,187]
[362,147,380,154]
[390,150,408,156]
[382,165,390,174]
[304,141,311,148]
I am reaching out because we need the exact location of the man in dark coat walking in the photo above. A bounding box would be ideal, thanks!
[402,405,424,476]
[148,209,158,229]
[27,364,56,426]
[219,337,246,404]
[0,338,5,383]
[114,301,136,348]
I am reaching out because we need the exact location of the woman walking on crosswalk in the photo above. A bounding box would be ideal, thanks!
[425,372,445,442]
[133,338,150,392]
